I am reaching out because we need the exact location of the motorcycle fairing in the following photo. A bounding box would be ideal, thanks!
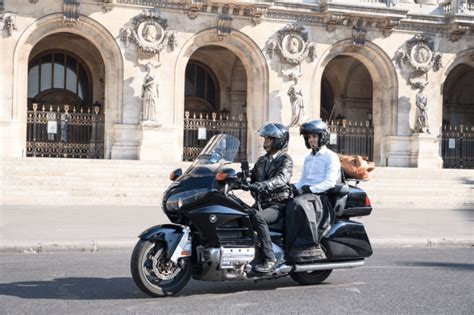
[187,205,254,247]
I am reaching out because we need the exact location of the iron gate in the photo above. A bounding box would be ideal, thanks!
[442,125,474,169]
[26,103,104,158]
[183,111,247,161]
[327,120,374,161]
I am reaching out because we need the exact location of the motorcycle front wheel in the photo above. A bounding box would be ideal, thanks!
[290,269,332,285]
[130,240,192,297]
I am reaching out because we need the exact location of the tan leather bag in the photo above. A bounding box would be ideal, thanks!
[338,154,375,180]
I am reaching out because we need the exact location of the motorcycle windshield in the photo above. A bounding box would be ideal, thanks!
[191,134,241,167]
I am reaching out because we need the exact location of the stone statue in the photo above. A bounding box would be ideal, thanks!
[142,63,159,123]
[287,73,305,127]
[5,14,17,36]
[415,87,429,133]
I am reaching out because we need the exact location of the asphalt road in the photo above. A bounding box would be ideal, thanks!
[0,247,473,314]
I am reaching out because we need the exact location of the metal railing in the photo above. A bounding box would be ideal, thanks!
[441,124,474,169]
[183,111,247,162]
[26,104,104,158]
[327,120,374,161]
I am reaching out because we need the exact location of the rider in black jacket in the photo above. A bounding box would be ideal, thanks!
[249,123,293,273]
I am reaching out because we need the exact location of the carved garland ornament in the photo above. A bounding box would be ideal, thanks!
[266,23,317,65]
[120,8,177,55]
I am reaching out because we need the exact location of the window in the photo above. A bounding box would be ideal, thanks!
[28,51,91,109]
[184,61,219,113]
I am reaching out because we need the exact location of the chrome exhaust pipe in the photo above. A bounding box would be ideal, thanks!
[293,260,364,272]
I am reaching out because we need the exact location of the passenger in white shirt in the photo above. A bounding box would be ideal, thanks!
[293,120,340,194]
[286,119,341,262]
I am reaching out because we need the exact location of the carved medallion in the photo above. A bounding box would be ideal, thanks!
[120,8,177,55]
[395,34,442,88]
[266,23,317,65]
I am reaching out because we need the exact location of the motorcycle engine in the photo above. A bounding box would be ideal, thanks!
[197,246,255,269]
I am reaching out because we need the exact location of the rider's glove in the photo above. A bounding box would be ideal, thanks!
[301,185,312,194]
[250,182,266,193]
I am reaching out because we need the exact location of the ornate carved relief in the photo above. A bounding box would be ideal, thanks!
[63,0,80,27]
[323,13,402,38]
[1,12,17,36]
[449,23,470,42]
[120,9,177,55]
[266,23,317,65]
[249,4,268,26]
[216,14,233,40]
[100,0,113,13]
[395,34,442,89]
[186,0,203,20]
[349,25,367,51]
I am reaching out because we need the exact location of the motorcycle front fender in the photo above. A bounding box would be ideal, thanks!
[138,224,192,263]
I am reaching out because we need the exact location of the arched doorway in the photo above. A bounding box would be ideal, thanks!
[25,33,105,158]
[183,45,248,161]
[441,63,474,168]
[312,40,398,166]
[321,56,374,160]
[12,14,124,159]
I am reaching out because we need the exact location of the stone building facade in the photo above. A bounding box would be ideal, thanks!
[1,0,473,168]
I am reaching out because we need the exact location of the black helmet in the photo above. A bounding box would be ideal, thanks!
[299,119,330,148]
[256,123,290,150]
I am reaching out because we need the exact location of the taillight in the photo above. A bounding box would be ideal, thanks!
[365,195,371,207]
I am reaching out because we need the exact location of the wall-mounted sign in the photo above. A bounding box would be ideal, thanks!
[198,127,207,140]
[330,133,337,145]
[448,138,455,149]
[47,121,58,134]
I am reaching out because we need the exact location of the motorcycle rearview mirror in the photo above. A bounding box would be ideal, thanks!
[169,168,183,181]
[241,160,249,173]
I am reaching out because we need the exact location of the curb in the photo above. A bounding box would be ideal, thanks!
[0,240,136,254]
[1,239,472,254]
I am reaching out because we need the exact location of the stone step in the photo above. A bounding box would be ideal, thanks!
[2,158,473,208]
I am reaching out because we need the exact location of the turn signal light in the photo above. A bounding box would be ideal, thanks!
[215,172,228,181]
[169,171,177,181]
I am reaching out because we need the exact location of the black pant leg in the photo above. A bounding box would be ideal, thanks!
[251,205,282,262]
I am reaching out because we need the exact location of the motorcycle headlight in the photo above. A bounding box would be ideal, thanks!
[166,188,208,212]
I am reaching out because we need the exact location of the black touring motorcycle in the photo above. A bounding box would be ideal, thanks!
[131,134,373,297]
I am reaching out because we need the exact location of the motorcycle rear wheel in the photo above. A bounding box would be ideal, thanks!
[290,269,332,285]
[131,240,192,297]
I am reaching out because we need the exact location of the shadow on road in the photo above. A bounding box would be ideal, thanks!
[0,276,312,300]
[397,261,474,271]
[0,277,142,300]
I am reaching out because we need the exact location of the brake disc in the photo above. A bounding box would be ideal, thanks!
[150,248,182,280]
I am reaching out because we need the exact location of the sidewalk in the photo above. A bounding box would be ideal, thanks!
[1,204,472,253]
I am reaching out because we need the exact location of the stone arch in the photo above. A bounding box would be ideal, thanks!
[442,48,474,126]
[174,28,269,161]
[311,40,399,165]
[12,14,124,158]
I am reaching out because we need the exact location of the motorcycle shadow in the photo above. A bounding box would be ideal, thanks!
[176,277,319,297]
[0,277,333,300]
[0,277,144,300]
